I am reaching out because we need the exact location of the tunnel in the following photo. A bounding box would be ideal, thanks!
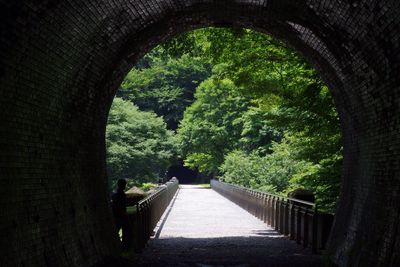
[0,0,399,266]
[167,162,200,185]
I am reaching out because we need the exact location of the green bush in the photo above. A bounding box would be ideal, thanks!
[141,183,158,192]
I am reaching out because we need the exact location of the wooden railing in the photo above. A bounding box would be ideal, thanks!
[211,179,333,253]
[127,178,179,251]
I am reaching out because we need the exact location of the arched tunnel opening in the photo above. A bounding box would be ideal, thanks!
[0,1,400,267]
[107,25,340,265]
[167,162,201,184]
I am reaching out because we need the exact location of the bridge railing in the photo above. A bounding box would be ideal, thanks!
[127,178,179,251]
[211,179,333,253]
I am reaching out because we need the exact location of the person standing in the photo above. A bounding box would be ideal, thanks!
[111,179,131,250]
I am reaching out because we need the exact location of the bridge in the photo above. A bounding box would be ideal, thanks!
[127,179,332,266]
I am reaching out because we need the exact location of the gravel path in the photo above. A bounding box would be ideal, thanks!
[135,185,322,267]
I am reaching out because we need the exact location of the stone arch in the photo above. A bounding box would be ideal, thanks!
[0,1,399,266]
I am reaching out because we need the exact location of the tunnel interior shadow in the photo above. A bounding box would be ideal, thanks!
[135,236,322,267]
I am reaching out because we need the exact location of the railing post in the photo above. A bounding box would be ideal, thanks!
[252,191,256,216]
[283,199,289,235]
[274,197,280,231]
[255,192,259,218]
[268,195,272,226]
[262,194,267,223]
[289,202,295,240]
[252,191,256,217]
[256,192,261,219]
[279,199,284,232]
[266,195,270,224]
[303,208,309,248]
[271,196,275,228]
[312,206,318,253]
[296,206,302,245]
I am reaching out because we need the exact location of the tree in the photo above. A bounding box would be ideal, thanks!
[108,27,343,213]
[106,98,178,188]
[118,50,211,130]
[171,28,342,213]
[177,76,252,176]
[220,139,312,194]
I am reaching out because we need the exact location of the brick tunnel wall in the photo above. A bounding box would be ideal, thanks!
[0,0,399,266]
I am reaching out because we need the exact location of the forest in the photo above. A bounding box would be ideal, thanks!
[106,28,342,214]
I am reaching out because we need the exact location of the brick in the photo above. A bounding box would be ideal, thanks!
[0,0,399,266]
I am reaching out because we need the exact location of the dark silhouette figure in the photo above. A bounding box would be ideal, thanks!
[111,179,131,250]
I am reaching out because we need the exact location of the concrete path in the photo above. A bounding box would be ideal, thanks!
[136,185,322,267]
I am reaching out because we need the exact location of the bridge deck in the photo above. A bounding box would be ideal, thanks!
[136,185,322,267]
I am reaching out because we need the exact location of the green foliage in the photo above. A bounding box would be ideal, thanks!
[171,28,342,213]
[141,183,158,192]
[118,50,211,130]
[162,28,314,98]
[107,27,342,213]
[196,183,211,188]
[219,133,341,213]
[220,139,310,194]
[106,98,178,187]
[177,77,253,175]
[239,106,282,155]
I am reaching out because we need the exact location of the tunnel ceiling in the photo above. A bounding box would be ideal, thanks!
[0,0,400,266]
